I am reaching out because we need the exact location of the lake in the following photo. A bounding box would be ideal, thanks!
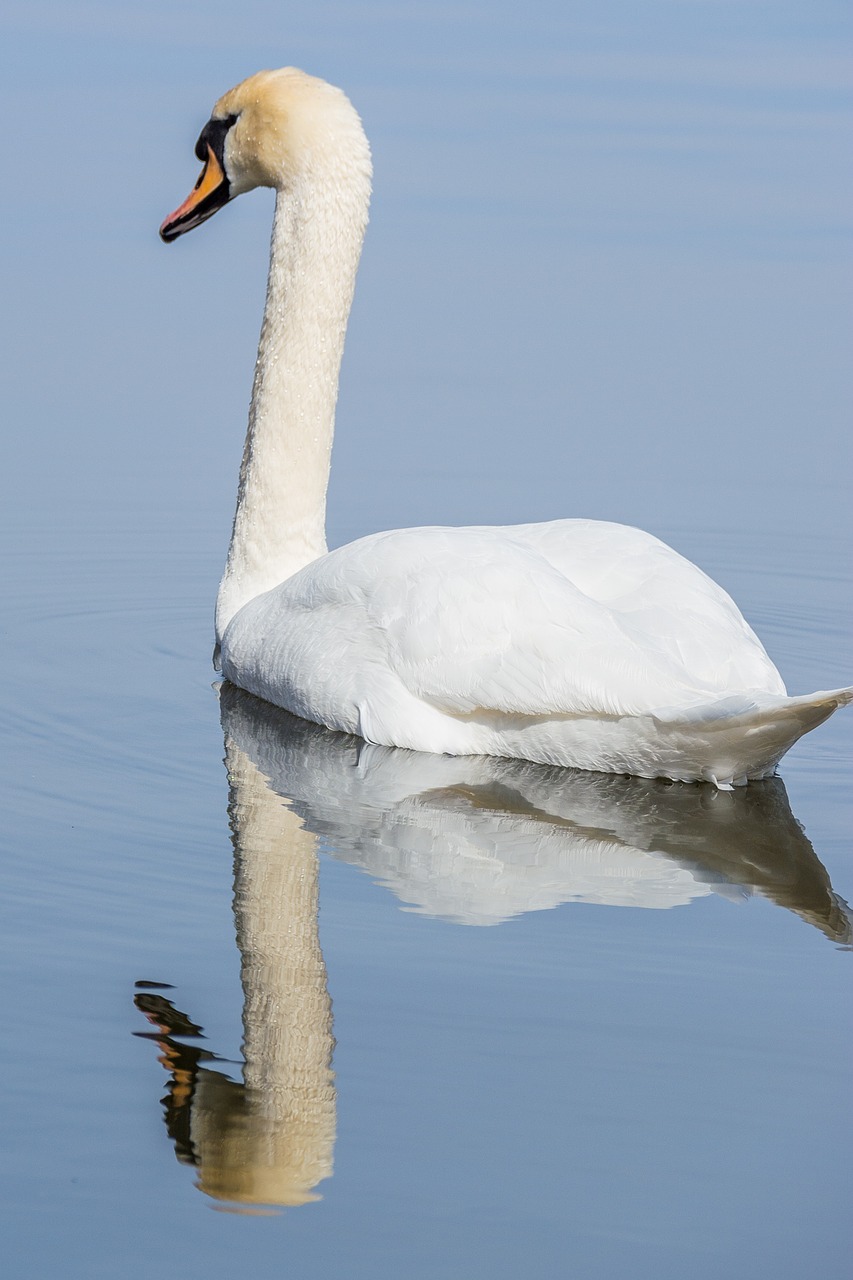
[1,3,850,1277]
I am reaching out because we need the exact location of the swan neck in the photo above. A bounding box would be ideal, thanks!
[216,166,369,642]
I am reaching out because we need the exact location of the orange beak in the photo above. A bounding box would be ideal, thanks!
[160,144,231,242]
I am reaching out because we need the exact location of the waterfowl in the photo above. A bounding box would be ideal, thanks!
[161,67,851,786]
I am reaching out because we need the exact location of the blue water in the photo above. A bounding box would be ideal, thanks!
[1,3,850,1276]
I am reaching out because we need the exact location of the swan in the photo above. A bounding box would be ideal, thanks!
[160,67,851,787]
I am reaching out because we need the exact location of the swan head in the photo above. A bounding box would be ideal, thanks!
[160,67,371,243]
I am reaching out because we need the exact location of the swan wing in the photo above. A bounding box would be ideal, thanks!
[257,522,784,721]
[509,520,784,697]
[380,524,783,715]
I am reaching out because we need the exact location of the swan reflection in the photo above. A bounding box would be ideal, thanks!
[223,684,851,939]
[135,683,850,1211]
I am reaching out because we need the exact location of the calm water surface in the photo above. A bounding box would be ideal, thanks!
[2,3,851,1277]
[2,523,850,1280]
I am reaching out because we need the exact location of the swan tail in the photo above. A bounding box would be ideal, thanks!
[651,686,853,788]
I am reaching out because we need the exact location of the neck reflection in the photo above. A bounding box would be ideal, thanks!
[135,709,335,1213]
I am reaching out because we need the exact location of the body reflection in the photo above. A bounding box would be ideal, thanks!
[135,683,850,1210]
[222,684,851,941]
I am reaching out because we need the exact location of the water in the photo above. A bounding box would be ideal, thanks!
[2,3,851,1277]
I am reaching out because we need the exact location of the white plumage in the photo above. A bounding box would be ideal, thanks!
[161,68,851,787]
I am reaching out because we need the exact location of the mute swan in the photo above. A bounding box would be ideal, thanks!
[160,67,851,787]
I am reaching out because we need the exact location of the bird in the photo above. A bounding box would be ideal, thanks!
[160,67,851,787]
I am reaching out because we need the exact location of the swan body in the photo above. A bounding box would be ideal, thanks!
[161,68,851,787]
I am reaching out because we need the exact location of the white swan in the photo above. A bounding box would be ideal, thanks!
[161,67,851,787]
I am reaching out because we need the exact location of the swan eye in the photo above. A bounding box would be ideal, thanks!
[194,113,239,165]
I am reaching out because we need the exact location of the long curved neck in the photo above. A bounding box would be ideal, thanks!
[216,164,369,643]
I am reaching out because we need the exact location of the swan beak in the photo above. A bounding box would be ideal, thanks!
[160,145,230,243]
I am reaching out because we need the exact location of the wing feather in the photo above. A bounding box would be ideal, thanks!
[276,522,783,720]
